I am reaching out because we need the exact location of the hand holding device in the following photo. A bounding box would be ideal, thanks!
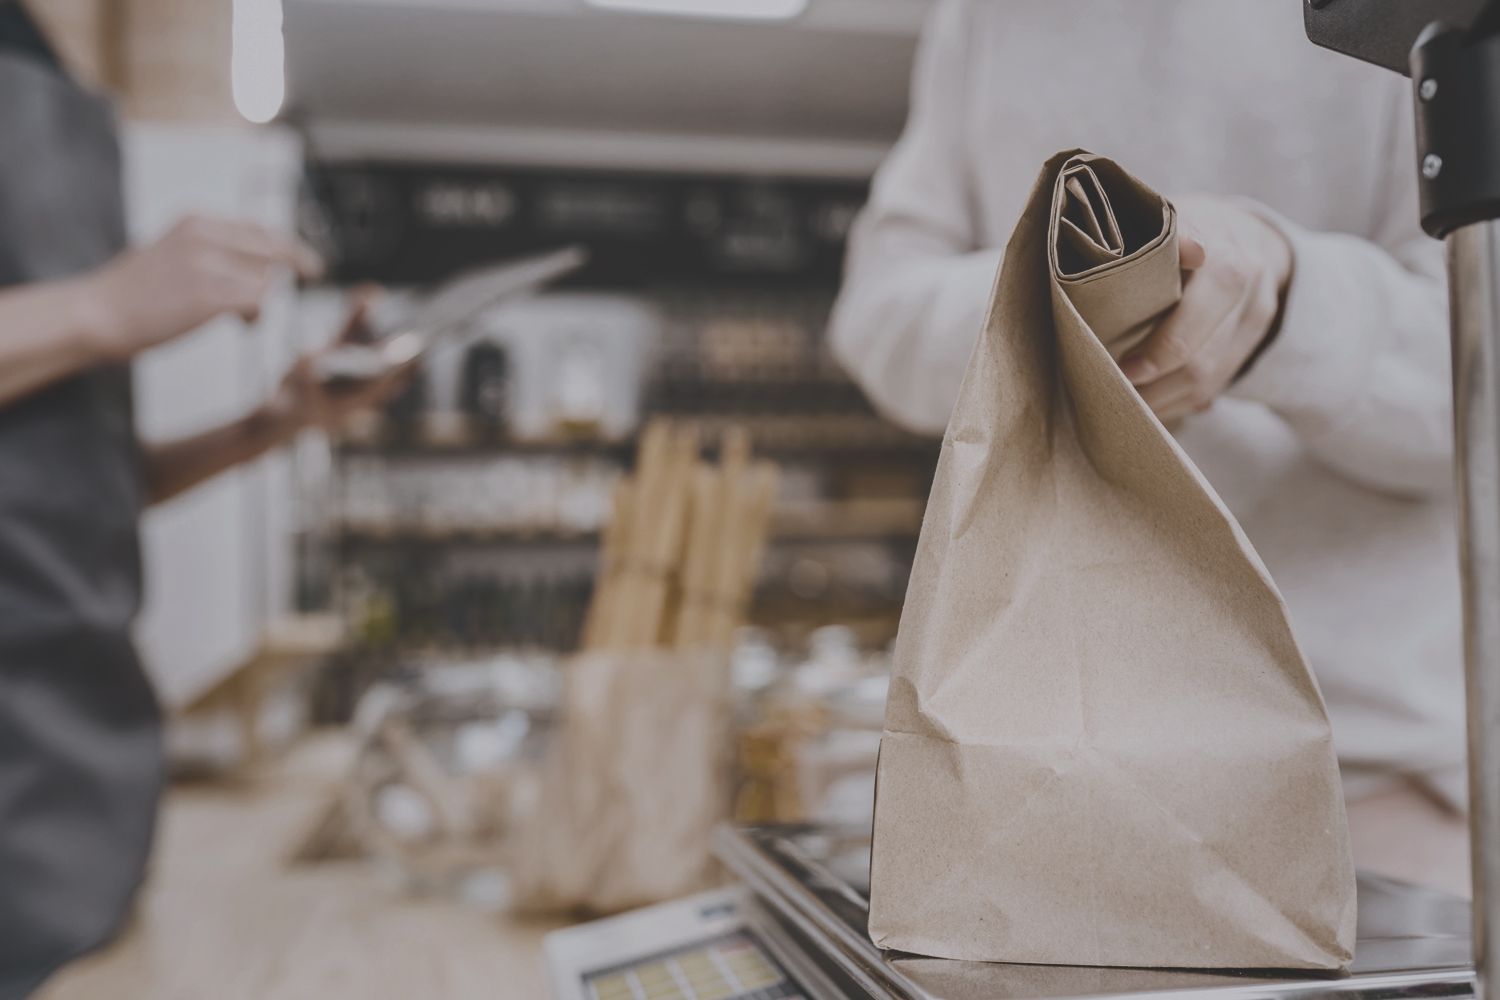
[312,245,588,386]
[268,290,415,435]
[84,214,323,361]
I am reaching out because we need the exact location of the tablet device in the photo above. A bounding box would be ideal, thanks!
[315,245,587,384]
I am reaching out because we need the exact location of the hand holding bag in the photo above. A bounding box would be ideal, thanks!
[867,151,1356,971]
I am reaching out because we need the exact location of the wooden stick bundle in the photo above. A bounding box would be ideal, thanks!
[579,479,634,650]
[583,421,777,653]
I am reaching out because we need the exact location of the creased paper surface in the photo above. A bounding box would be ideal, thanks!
[867,152,1356,971]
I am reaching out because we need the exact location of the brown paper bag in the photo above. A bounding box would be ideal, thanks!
[868,152,1356,970]
[511,649,732,914]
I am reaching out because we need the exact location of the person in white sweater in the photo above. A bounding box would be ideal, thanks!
[830,0,1469,893]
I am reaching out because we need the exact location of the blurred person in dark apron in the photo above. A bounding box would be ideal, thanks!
[0,5,407,995]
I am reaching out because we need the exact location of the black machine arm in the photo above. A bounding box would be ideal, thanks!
[1304,0,1487,74]
[1306,0,1500,237]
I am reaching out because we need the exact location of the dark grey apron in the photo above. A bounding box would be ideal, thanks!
[0,53,163,996]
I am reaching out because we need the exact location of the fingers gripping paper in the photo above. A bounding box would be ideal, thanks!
[867,153,1356,971]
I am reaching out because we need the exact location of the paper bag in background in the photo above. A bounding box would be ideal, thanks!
[511,420,777,914]
[868,152,1356,970]
[511,648,732,914]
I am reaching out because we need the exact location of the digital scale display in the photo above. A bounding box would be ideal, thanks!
[584,929,803,1000]
[546,889,817,1000]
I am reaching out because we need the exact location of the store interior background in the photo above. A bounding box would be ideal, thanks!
[32,0,942,940]
[22,4,1497,999]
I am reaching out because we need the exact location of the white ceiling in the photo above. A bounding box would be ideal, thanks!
[284,0,930,146]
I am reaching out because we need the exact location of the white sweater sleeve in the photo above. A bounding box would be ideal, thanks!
[827,0,1002,437]
[1226,84,1452,498]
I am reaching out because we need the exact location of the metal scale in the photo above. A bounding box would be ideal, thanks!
[546,3,1500,998]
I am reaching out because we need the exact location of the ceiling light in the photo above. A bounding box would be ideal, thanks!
[585,0,809,22]
[232,0,286,124]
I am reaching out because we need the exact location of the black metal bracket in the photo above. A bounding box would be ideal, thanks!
[1304,0,1486,74]
[1412,18,1500,236]
[1305,0,1500,237]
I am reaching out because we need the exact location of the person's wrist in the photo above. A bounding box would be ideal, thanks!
[1234,216,1295,382]
[69,274,130,364]
[1264,216,1294,299]
[250,387,306,448]
[1263,216,1294,335]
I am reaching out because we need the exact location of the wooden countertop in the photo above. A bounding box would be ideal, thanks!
[38,734,566,1000]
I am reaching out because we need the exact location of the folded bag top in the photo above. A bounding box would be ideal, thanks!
[867,151,1356,971]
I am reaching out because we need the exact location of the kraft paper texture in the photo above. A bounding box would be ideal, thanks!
[512,649,731,914]
[867,152,1356,971]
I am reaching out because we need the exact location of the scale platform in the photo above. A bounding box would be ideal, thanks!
[714,824,1478,1000]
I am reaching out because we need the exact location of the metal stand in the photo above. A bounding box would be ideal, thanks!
[1411,13,1500,1000]
[1452,218,1500,1000]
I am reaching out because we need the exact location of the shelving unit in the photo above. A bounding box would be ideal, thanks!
[298,158,940,719]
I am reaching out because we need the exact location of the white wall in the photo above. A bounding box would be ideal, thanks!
[123,124,304,709]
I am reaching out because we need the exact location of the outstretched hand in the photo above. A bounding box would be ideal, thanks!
[86,214,323,360]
